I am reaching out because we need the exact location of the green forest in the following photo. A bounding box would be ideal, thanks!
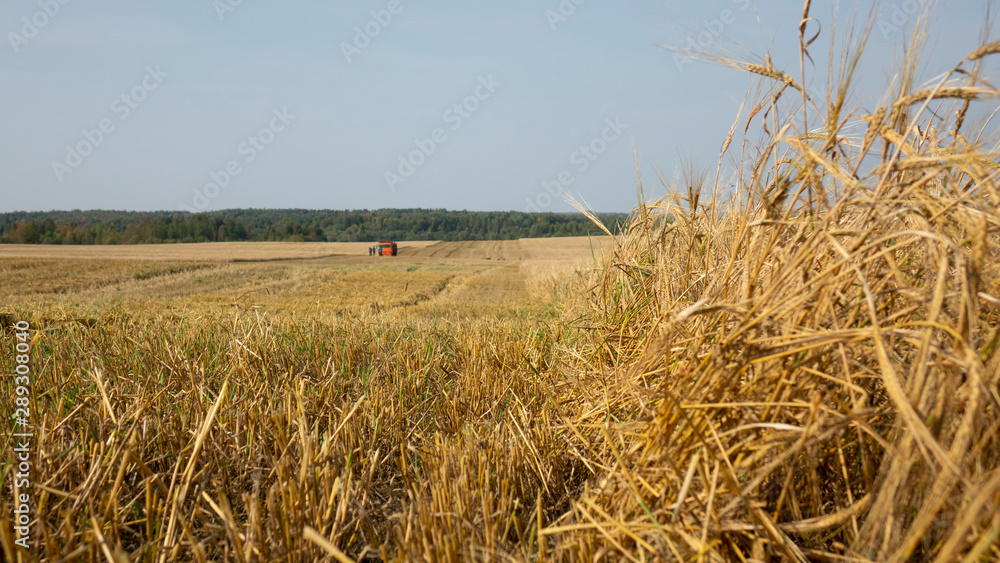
[0,209,626,244]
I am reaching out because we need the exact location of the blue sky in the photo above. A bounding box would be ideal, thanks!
[1,1,996,213]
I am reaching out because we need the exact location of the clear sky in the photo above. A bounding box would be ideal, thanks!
[1,1,996,213]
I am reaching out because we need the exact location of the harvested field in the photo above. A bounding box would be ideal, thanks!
[0,241,438,262]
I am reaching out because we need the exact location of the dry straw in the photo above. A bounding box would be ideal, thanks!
[552,3,1000,561]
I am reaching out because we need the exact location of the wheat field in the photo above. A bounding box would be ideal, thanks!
[3,8,1000,562]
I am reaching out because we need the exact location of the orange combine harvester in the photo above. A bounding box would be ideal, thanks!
[376,241,397,256]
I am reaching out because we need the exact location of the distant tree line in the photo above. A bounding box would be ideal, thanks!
[0,209,626,244]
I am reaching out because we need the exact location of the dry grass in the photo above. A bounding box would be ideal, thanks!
[2,6,1000,562]
[0,239,603,562]
[546,7,1000,561]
